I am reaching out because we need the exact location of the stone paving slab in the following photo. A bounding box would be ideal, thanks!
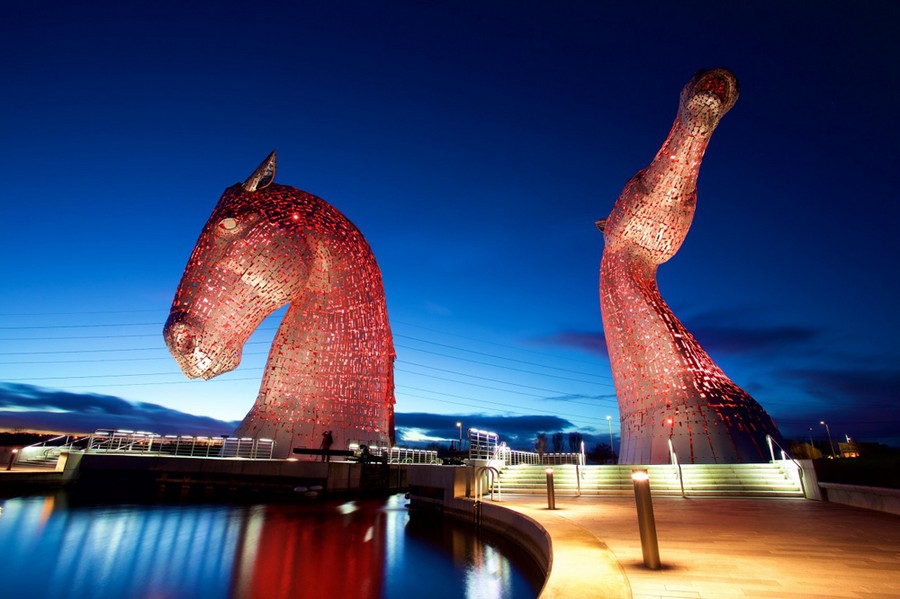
[500,495,900,598]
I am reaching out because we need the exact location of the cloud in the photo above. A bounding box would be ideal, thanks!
[766,366,900,445]
[532,311,819,358]
[688,323,818,356]
[396,411,614,451]
[530,330,608,357]
[396,412,575,447]
[0,383,239,436]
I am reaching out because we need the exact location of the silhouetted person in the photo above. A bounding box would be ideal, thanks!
[320,430,334,462]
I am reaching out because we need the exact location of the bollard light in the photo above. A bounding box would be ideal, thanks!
[631,469,661,569]
[545,467,556,510]
[6,448,18,471]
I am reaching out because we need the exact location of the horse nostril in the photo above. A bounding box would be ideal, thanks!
[164,315,197,356]
[175,328,195,354]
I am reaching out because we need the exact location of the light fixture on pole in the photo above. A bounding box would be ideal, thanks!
[820,420,837,459]
[456,422,462,450]
[606,416,616,463]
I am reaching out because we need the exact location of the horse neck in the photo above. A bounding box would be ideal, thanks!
[256,246,395,396]
[600,249,727,397]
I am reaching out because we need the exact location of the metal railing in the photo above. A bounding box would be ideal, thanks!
[668,436,686,497]
[468,429,499,460]
[494,447,585,466]
[86,430,275,459]
[474,466,501,502]
[766,434,806,497]
[15,434,90,467]
[383,447,440,464]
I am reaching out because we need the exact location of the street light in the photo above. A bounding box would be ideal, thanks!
[820,420,837,459]
[456,422,462,451]
[606,416,616,463]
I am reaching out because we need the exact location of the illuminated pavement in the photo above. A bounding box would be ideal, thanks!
[500,495,900,598]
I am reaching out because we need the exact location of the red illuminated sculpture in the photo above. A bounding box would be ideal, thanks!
[598,69,781,464]
[164,152,395,458]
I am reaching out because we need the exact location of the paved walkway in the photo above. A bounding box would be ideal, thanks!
[500,495,900,598]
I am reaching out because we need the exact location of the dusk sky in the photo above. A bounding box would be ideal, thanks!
[2,1,898,450]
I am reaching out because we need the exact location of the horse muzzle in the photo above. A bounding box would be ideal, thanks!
[163,311,239,379]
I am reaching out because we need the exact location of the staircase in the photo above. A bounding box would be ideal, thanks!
[493,463,804,498]
[14,446,64,468]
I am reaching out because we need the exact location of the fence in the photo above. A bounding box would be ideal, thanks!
[86,430,275,459]
[500,448,584,466]
[383,447,440,464]
[468,428,499,460]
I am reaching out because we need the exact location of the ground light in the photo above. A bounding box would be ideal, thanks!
[6,449,17,471]
[545,468,556,510]
[631,469,661,569]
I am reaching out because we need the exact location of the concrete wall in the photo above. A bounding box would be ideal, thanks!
[796,459,825,501]
[819,482,900,516]
[407,465,551,588]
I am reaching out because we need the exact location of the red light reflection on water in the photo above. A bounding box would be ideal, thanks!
[232,503,386,598]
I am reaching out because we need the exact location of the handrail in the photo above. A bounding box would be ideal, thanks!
[23,434,70,449]
[766,434,806,497]
[668,437,686,498]
[474,466,501,502]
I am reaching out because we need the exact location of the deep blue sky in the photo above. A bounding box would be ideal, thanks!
[1,1,898,450]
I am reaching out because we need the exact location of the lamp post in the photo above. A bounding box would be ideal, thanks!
[456,422,462,451]
[820,420,837,459]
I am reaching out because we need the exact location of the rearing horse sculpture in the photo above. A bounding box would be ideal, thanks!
[164,152,396,458]
[598,69,782,464]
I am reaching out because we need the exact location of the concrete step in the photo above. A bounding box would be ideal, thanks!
[492,463,803,498]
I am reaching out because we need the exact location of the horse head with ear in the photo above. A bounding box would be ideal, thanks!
[598,69,781,465]
[164,151,396,457]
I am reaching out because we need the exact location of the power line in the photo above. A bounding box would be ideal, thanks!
[0,330,613,384]
[0,309,160,317]
[0,322,161,330]
[400,344,611,385]
[395,333,610,379]
[0,318,613,380]
[397,385,611,424]
[397,361,616,404]
[392,318,604,368]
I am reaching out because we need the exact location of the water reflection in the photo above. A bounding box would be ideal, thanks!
[0,494,539,599]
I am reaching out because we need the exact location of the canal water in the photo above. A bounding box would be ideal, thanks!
[0,493,542,599]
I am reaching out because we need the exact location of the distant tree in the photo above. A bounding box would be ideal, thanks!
[588,443,614,464]
[535,433,547,458]
[551,432,564,453]
[568,432,584,453]
[790,442,822,460]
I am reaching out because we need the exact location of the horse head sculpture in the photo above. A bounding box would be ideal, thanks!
[599,69,781,464]
[164,152,396,457]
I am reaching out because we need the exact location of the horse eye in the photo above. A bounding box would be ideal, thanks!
[219,217,238,231]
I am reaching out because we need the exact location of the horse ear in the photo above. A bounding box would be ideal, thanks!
[595,218,608,232]
[242,151,277,192]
